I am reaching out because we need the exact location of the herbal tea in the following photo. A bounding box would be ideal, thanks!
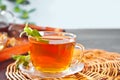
[20,26,84,77]
[29,35,75,73]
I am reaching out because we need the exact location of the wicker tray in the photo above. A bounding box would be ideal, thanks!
[6,49,120,80]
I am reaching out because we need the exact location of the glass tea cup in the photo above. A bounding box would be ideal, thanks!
[20,31,84,78]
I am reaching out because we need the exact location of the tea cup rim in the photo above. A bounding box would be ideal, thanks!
[38,31,77,39]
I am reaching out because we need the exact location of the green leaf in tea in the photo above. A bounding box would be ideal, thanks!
[20,23,49,43]
[35,37,49,43]
[21,23,41,37]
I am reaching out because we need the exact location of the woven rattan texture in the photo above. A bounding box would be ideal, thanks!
[6,49,120,80]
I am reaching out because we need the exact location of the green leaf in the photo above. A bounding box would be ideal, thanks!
[22,23,41,37]
[32,30,41,37]
[12,55,21,60]
[0,5,6,10]
[16,0,29,5]
[7,0,16,2]
[14,5,21,12]
[24,23,33,35]
[12,55,30,68]
[16,0,25,4]
[20,23,49,43]
[23,61,29,66]
[20,10,29,19]
[35,37,49,43]
[0,0,2,5]
[28,8,36,13]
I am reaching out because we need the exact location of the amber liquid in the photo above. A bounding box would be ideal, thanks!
[29,36,75,73]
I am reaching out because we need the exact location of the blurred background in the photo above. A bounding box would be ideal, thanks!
[1,0,120,29]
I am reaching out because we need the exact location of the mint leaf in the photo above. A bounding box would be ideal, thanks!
[20,23,49,43]
[12,55,30,68]
[32,30,41,37]
[23,23,33,36]
[16,0,25,4]
[14,5,21,12]
[20,10,29,19]
[35,37,49,43]
[0,5,6,10]
[23,23,41,37]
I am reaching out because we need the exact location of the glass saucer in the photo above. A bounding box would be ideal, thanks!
[19,61,84,78]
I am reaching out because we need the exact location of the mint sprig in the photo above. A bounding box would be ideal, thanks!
[20,23,41,37]
[20,23,49,43]
[12,55,30,69]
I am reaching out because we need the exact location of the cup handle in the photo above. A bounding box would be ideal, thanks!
[73,43,84,63]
